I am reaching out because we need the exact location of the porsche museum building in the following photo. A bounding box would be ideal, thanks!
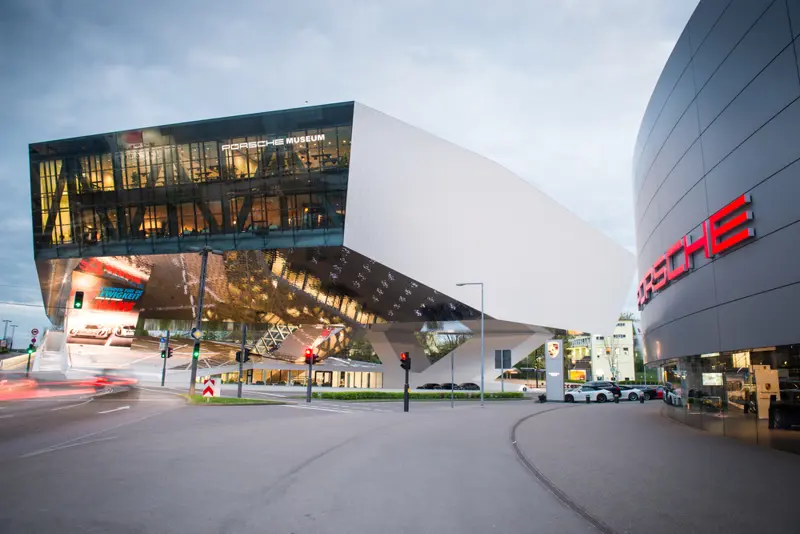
[635,0,800,453]
[30,101,633,389]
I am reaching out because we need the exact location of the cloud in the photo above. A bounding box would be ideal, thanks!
[0,0,699,334]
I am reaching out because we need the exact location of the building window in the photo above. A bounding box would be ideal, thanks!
[495,349,511,369]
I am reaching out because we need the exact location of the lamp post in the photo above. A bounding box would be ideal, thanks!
[186,246,223,395]
[456,282,484,407]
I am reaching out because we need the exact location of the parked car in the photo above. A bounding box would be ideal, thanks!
[459,382,480,390]
[440,383,461,390]
[618,385,644,401]
[564,385,613,403]
[69,324,110,339]
[634,385,666,400]
[664,384,682,406]
[417,383,442,390]
[114,324,136,337]
[585,380,621,398]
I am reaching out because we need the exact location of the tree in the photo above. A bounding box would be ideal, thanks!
[618,311,638,321]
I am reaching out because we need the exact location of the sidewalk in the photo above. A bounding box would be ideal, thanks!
[514,402,800,534]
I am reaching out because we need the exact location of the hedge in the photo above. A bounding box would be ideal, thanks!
[311,391,525,400]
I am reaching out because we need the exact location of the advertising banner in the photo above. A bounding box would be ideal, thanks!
[66,258,151,347]
[545,339,565,401]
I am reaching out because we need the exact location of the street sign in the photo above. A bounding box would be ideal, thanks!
[202,378,216,397]
[191,328,202,340]
[31,328,39,336]
[159,337,166,343]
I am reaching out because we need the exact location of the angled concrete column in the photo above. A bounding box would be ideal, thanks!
[414,320,552,389]
[366,327,428,388]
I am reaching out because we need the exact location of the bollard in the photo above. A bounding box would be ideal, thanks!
[614,394,619,404]
[639,393,645,404]
[585,394,591,404]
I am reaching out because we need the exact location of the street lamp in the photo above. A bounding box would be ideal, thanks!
[456,282,484,407]
[186,246,224,395]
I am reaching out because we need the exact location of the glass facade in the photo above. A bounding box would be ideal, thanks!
[216,369,383,389]
[660,344,800,455]
[30,102,353,258]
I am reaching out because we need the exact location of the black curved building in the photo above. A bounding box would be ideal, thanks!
[634,0,800,449]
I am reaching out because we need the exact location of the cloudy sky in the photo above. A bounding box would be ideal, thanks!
[0,0,698,346]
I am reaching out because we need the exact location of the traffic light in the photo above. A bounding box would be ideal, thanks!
[400,352,411,370]
[73,291,84,309]
[235,348,251,363]
[27,344,34,355]
[192,341,200,359]
[168,347,174,358]
[304,347,313,365]
[160,349,166,359]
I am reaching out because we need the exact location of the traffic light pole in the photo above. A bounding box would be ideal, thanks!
[306,356,313,403]
[403,367,410,412]
[188,249,210,396]
[161,330,170,387]
[238,324,247,399]
[25,346,33,377]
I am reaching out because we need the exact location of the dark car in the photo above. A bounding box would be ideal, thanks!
[627,384,661,400]
[417,383,442,390]
[585,381,621,398]
[771,389,800,430]
[440,383,461,390]
[459,382,480,390]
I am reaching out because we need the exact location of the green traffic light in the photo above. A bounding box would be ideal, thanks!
[75,302,81,308]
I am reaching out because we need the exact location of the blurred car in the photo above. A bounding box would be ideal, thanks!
[440,383,461,390]
[618,385,644,401]
[92,368,139,389]
[114,324,136,337]
[69,324,110,339]
[417,383,442,390]
[585,380,621,398]
[564,385,613,403]
[459,382,480,390]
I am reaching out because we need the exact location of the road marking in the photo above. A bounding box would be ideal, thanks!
[323,403,392,413]
[0,414,14,419]
[17,409,175,461]
[51,399,94,411]
[283,404,354,414]
[20,436,117,459]
[98,405,130,414]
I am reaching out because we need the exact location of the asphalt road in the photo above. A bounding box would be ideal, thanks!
[0,389,595,534]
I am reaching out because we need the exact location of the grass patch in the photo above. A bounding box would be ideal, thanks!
[183,394,287,405]
[311,391,524,401]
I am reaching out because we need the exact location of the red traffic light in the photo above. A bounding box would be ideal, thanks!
[304,347,313,357]
[400,352,408,361]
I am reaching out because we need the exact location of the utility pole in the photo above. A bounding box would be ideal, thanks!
[186,246,222,395]
[304,347,314,403]
[500,350,505,392]
[160,330,170,387]
[456,282,485,406]
[2,319,10,348]
[238,324,247,398]
[450,348,455,408]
